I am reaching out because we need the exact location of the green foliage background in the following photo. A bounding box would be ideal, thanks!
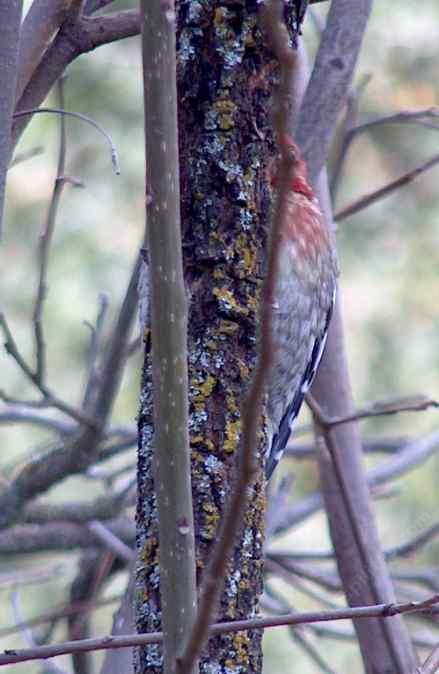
[1,1,438,672]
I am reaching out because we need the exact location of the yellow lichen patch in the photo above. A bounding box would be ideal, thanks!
[238,578,251,591]
[232,631,250,667]
[214,98,237,131]
[213,267,225,280]
[226,393,239,415]
[219,319,239,335]
[236,233,257,274]
[139,536,158,564]
[213,287,248,316]
[224,419,241,454]
[214,6,225,25]
[206,339,218,350]
[198,374,217,398]
[190,437,215,456]
[238,359,250,380]
[202,502,220,537]
[245,290,259,313]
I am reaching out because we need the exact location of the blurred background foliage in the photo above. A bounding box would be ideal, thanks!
[1,1,438,672]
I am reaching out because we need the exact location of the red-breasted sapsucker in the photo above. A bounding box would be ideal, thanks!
[265,142,338,479]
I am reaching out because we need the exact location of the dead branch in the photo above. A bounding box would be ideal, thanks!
[335,151,439,222]
[1,595,438,667]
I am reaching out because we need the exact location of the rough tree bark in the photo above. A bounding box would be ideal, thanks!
[136,3,301,672]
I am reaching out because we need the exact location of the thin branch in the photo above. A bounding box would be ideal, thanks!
[0,405,75,434]
[330,106,439,203]
[307,395,438,429]
[0,520,134,555]
[177,3,298,672]
[82,293,109,410]
[13,107,120,174]
[86,521,134,562]
[386,523,439,561]
[295,0,372,184]
[1,595,438,667]
[0,313,98,428]
[269,520,439,563]
[415,644,439,674]
[23,487,133,524]
[16,0,72,103]
[335,151,439,222]
[294,27,417,666]
[270,427,439,539]
[0,0,22,237]
[0,253,140,529]
[12,10,141,150]
[264,587,338,674]
[329,74,372,200]
[33,78,68,386]
[285,434,410,459]
[0,593,122,640]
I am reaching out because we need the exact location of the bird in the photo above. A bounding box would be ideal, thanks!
[265,139,338,479]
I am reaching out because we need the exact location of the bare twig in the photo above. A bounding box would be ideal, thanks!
[269,520,439,563]
[271,430,439,537]
[335,151,439,222]
[33,79,68,386]
[141,5,198,672]
[23,487,133,524]
[0,520,134,555]
[264,586,338,674]
[13,107,120,174]
[0,405,75,434]
[0,254,140,529]
[1,595,438,667]
[306,395,438,429]
[82,293,109,410]
[386,523,439,561]
[330,74,372,200]
[415,644,439,674]
[0,593,122,639]
[285,434,410,459]
[86,521,134,562]
[332,107,439,192]
[0,312,98,428]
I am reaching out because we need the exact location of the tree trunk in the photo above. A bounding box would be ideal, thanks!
[135,3,300,672]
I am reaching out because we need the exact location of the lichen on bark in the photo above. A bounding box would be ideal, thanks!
[136,3,299,673]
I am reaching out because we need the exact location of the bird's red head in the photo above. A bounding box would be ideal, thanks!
[269,135,314,200]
